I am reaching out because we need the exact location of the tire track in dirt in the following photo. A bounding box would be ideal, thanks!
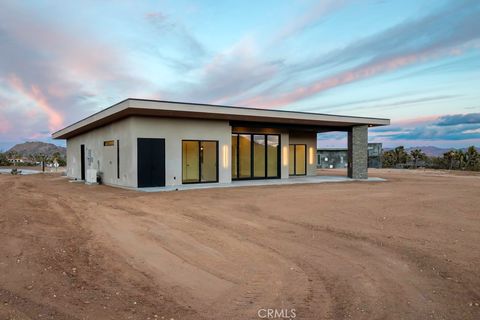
[174,207,332,319]
[2,171,479,319]
[0,176,200,320]
[239,208,475,319]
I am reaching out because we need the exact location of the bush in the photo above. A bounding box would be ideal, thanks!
[0,152,10,166]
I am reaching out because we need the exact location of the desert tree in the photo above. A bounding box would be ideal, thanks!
[410,149,426,169]
[0,152,10,166]
[443,151,457,170]
[455,150,466,170]
[381,150,396,168]
[464,146,478,170]
[393,146,410,166]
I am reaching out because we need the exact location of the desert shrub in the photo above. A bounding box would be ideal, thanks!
[0,152,10,166]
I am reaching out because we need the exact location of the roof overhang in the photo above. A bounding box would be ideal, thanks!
[52,98,390,139]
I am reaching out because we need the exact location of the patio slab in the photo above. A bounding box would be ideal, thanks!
[137,175,386,192]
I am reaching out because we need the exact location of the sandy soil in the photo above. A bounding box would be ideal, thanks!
[1,169,479,319]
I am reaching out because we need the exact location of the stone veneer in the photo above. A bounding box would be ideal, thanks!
[347,125,368,179]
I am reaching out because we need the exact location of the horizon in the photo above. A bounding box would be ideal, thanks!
[1,0,479,149]
[2,140,479,155]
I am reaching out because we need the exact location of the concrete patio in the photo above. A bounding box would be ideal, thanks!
[136,175,386,192]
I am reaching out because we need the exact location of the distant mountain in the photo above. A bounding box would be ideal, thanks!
[7,141,66,157]
[384,146,474,157]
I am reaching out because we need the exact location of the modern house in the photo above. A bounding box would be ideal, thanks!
[317,143,383,169]
[52,99,390,188]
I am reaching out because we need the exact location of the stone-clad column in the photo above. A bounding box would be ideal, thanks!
[347,125,368,179]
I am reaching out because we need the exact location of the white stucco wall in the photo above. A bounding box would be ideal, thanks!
[289,131,317,176]
[66,117,136,186]
[65,115,318,188]
[130,116,232,187]
[67,116,232,188]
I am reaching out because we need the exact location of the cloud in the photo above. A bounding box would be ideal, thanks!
[6,74,63,132]
[436,113,480,126]
[144,11,206,71]
[372,112,480,141]
[165,1,348,105]
[238,0,480,107]
[272,0,348,43]
[0,2,151,142]
[303,94,460,114]
[463,128,480,134]
[172,37,282,104]
[241,49,460,107]
[0,117,11,134]
[146,11,205,55]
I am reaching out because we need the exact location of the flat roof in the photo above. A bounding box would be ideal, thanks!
[52,98,390,139]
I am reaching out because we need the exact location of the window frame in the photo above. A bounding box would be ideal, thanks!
[289,144,307,176]
[182,140,219,184]
[231,133,281,180]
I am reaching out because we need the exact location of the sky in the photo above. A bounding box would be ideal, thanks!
[0,0,479,150]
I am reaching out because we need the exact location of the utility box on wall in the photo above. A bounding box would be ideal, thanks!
[86,169,98,184]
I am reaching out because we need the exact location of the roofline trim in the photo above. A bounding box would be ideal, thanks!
[52,98,390,139]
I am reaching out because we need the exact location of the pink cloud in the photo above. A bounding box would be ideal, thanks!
[391,114,440,126]
[182,37,279,104]
[240,43,477,109]
[1,9,124,83]
[7,74,63,132]
[272,0,348,44]
[0,117,12,134]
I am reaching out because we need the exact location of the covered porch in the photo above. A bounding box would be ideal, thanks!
[231,121,371,180]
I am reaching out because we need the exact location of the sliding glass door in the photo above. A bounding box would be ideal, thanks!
[253,135,266,178]
[267,135,280,177]
[289,144,306,176]
[183,141,200,182]
[238,134,251,179]
[182,140,218,183]
[232,133,280,180]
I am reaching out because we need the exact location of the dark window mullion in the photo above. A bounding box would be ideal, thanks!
[277,135,281,178]
[117,140,120,179]
[264,134,267,178]
[304,145,307,176]
[293,145,296,175]
[236,134,239,180]
[198,141,202,183]
[250,134,254,179]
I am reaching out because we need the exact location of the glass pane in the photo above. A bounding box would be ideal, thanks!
[231,135,238,179]
[239,134,251,178]
[296,145,306,175]
[200,141,217,182]
[289,145,295,175]
[267,135,279,177]
[253,135,265,178]
[182,141,199,182]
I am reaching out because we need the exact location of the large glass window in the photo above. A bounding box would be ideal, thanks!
[239,134,251,179]
[182,140,218,183]
[253,135,266,178]
[295,145,306,175]
[201,141,217,182]
[182,141,199,182]
[289,145,295,175]
[289,144,306,176]
[267,136,279,177]
[232,133,280,179]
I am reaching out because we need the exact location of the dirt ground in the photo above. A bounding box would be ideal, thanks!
[1,169,479,320]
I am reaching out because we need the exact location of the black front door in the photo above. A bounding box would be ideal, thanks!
[137,138,166,187]
[80,144,85,180]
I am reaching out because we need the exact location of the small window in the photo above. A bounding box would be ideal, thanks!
[104,140,114,146]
